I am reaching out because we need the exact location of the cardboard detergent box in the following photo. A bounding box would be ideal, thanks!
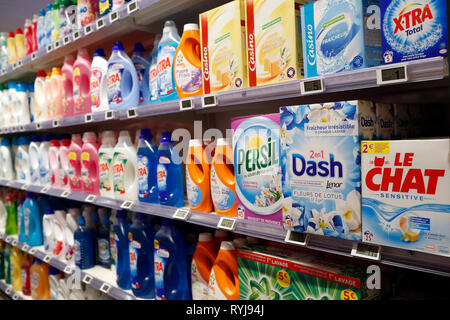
[361,139,450,257]
[238,244,379,300]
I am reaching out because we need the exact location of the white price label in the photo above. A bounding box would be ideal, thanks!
[54,40,61,49]
[105,110,114,120]
[85,113,93,123]
[43,255,52,263]
[46,44,53,53]
[10,126,16,133]
[85,195,96,203]
[22,244,30,252]
[13,63,17,70]
[84,24,94,35]
[12,293,19,300]
[36,123,42,130]
[120,201,134,210]
[202,95,218,108]
[217,217,236,231]
[18,60,23,67]
[72,30,81,40]
[53,120,60,127]
[83,274,93,284]
[12,239,18,246]
[21,184,30,190]
[5,237,11,243]
[5,288,11,295]
[19,125,25,132]
[109,11,119,23]
[300,78,324,95]
[41,186,50,194]
[96,18,105,29]
[173,209,190,221]
[284,231,309,246]
[61,190,71,198]
[127,108,138,118]
[63,36,71,45]
[64,265,72,274]
[127,0,139,14]
[31,52,37,61]
[29,248,36,254]
[100,283,111,294]
[351,242,382,261]
[376,65,408,85]
[179,98,194,111]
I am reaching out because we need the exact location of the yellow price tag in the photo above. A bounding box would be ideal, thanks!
[361,141,390,154]
[341,289,358,300]
[276,269,291,288]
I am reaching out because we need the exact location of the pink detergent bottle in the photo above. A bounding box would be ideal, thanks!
[62,55,75,118]
[49,139,61,188]
[81,132,100,195]
[73,48,92,115]
[51,67,64,119]
[68,134,83,192]
[59,136,71,190]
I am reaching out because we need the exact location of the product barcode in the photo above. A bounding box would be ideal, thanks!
[29,248,36,254]
[63,36,70,45]
[12,293,19,300]
[180,98,194,111]
[105,111,114,120]
[127,108,138,118]
[44,255,51,263]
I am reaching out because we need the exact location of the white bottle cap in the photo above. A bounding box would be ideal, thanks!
[215,229,228,238]
[233,238,248,249]
[216,138,231,146]
[71,133,82,140]
[25,19,32,26]
[189,139,202,147]
[184,23,199,32]
[101,130,116,143]
[82,131,97,142]
[119,130,130,139]
[198,232,213,242]
[78,48,88,56]
[220,241,235,251]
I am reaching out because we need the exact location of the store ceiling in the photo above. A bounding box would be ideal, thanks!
[0,0,49,33]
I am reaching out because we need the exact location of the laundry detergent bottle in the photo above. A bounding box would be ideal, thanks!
[39,135,52,186]
[24,192,43,246]
[73,48,92,115]
[81,132,100,195]
[132,42,150,105]
[191,232,216,300]
[174,23,202,98]
[61,55,75,117]
[74,215,95,269]
[99,130,116,198]
[114,209,131,290]
[208,241,239,300]
[34,70,47,122]
[112,131,138,201]
[51,67,64,118]
[59,135,71,189]
[137,129,159,204]
[43,207,55,253]
[49,139,61,188]
[107,41,139,110]
[28,136,41,185]
[157,21,180,102]
[149,34,161,103]
[68,133,83,192]
[90,48,108,112]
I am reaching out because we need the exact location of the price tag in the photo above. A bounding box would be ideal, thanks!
[105,110,114,120]
[376,65,408,85]
[43,255,52,263]
[36,123,42,130]
[13,62,17,70]
[63,36,71,45]
[41,186,50,194]
[202,95,218,108]
[5,237,11,243]
[84,24,94,35]
[96,18,105,29]
[53,119,60,127]
[351,242,381,261]
[217,217,236,231]
[12,293,19,300]
[109,11,119,23]
[300,78,324,95]
[85,194,96,203]
[21,184,30,190]
[46,44,53,53]
[19,125,25,132]
[173,209,190,221]
[85,113,93,123]
[22,244,30,252]
[54,40,61,49]
[83,274,93,284]
[179,98,194,111]
[100,283,111,294]
[64,265,73,274]
[29,248,36,255]
[61,190,71,198]
[284,231,309,246]
[10,126,16,133]
[18,60,23,67]
[31,52,37,61]
[120,201,134,210]
[127,108,138,118]
[127,0,139,14]
[11,239,18,246]
[5,288,11,295]
[72,30,81,40]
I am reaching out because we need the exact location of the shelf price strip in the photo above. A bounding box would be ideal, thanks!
[217,217,236,231]
[300,78,324,95]
[5,287,11,295]
[61,190,71,198]
[46,44,53,53]
[85,195,97,203]
[96,18,105,30]
[100,283,111,294]
[83,274,93,285]
[376,64,408,85]
[121,201,134,210]
[109,11,119,23]
[41,186,50,194]
[351,242,381,261]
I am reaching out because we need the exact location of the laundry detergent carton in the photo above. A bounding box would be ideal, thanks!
[375,103,394,140]
[232,114,283,227]
[238,244,379,300]
[361,139,450,257]
[380,0,448,64]
[393,104,410,140]
[200,0,248,94]
[280,101,379,240]
[301,0,382,77]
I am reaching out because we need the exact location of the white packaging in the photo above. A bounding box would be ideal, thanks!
[99,131,116,198]
[112,130,138,201]
[0,140,14,180]
[29,137,41,185]
[39,136,52,186]
[34,72,47,122]
[15,82,31,125]
[90,50,109,112]
[16,137,31,183]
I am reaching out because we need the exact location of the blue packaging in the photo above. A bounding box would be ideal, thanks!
[301,0,382,77]
[137,129,159,204]
[18,198,26,243]
[131,43,151,105]
[23,193,43,246]
[97,214,111,268]
[113,210,131,290]
[380,0,448,64]
[74,215,95,269]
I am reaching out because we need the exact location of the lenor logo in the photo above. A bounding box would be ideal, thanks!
[393,3,434,35]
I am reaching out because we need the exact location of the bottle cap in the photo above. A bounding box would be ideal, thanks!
[50,139,60,147]
[92,212,99,224]
[51,67,61,75]
[16,28,23,35]
[77,215,86,226]
[101,130,116,143]
[0,138,10,146]
[31,135,41,142]
[82,131,96,142]
[94,48,106,57]
[112,41,124,51]
[220,241,235,251]
[46,4,53,11]
[139,128,153,141]
[102,214,109,226]
[183,23,199,32]
[44,207,54,215]
[25,19,32,26]
[42,134,52,142]
[39,9,46,17]
[133,42,145,53]
[37,70,46,78]
[198,232,213,242]
[8,81,17,89]
[160,131,172,143]
[18,136,30,145]
[8,31,14,38]
[16,83,27,92]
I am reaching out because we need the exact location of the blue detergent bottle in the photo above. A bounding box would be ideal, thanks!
[97,214,111,268]
[148,34,161,103]
[107,41,140,110]
[113,209,131,290]
[17,198,26,243]
[137,129,159,204]
[128,213,156,299]
[74,215,95,269]
[157,21,181,102]
[157,132,184,207]
[23,193,43,246]
[131,42,150,105]
[154,219,190,300]
[92,210,100,264]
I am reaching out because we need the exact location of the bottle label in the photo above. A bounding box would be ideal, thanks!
[73,67,85,112]
[91,68,104,110]
[210,166,235,211]
[74,239,81,265]
[78,0,97,27]
[30,272,39,299]
[191,259,209,300]
[107,63,125,106]
[98,238,110,264]
[59,154,67,186]
[129,236,141,289]
[174,50,202,93]
[186,169,203,208]
[157,45,176,96]
[65,244,74,261]
[154,241,169,300]
[68,152,81,189]
[99,151,113,192]
[81,152,93,191]
[18,150,25,180]
[134,62,146,104]
[99,0,112,16]
[157,157,170,200]
[113,152,127,194]
[208,268,227,300]
[138,154,149,199]
[149,57,159,101]
[24,208,30,238]
[110,230,116,265]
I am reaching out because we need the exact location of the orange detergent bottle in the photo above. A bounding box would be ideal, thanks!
[208,241,239,300]
[213,229,230,250]
[186,139,212,212]
[191,232,217,300]
[30,258,50,300]
[210,138,237,216]
[173,23,203,98]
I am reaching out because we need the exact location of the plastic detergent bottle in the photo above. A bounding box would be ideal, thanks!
[16,137,31,183]
[90,48,108,112]
[28,82,37,123]
[99,130,116,198]
[77,0,98,28]
[29,136,41,185]
[128,213,156,299]
[137,129,159,204]
[81,132,100,195]
[30,258,50,300]
[74,215,95,269]
[107,41,139,110]
[210,138,237,217]
[99,0,113,17]
[112,0,129,11]
[4,244,11,284]
[174,24,202,98]
[44,3,54,46]
[7,31,17,64]
[43,207,55,253]
[132,42,150,105]
[68,133,83,192]
[59,135,71,189]
[52,200,68,258]
[0,33,8,69]
[208,241,239,300]
[113,131,138,201]
[49,139,61,188]
[0,195,6,233]
[17,198,26,241]
[0,241,4,280]
[191,232,216,300]
[24,19,34,56]
[213,229,230,250]
[39,135,52,186]
[34,70,47,122]
[15,83,31,125]
[10,246,23,291]
[73,48,92,115]
[61,55,75,117]
[186,139,212,212]
[97,214,111,268]
[149,34,161,103]
[21,253,33,296]
[0,138,13,180]
[44,72,53,120]
[51,67,64,118]
[24,192,43,246]
[113,210,131,290]
[157,21,180,101]
[157,132,184,207]
[15,28,26,60]
[154,219,190,300]
[51,0,61,41]
[32,14,38,52]
[65,204,80,263]
[37,9,46,50]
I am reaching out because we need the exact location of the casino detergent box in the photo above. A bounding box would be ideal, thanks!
[380,0,448,64]
[361,139,450,257]
[238,244,379,300]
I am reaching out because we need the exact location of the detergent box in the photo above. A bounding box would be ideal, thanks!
[393,104,410,139]
[361,139,450,257]
[244,0,310,87]
[232,113,283,227]
[238,244,379,300]
[375,103,394,140]
[301,0,382,77]
[199,0,248,94]
[280,101,381,240]
[380,0,448,64]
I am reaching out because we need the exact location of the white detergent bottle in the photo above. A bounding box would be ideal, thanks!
[16,136,31,183]
[29,136,41,185]
[99,130,116,198]
[39,134,52,186]
[15,82,31,125]
[28,83,36,123]
[112,130,138,201]
[0,193,6,233]
[0,138,14,180]
[49,266,61,300]
[43,207,55,253]
[65,205,80,263]
[34,70,47,122]
[58,278,70,300]
[52,200,68,258]
[90,48,109,112]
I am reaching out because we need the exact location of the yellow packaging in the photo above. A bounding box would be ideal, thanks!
[245,0,307,87]
[199,0,248,94]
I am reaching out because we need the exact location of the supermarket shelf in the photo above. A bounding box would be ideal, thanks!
[1,179,449,278]
[0,233,136,300]
[0,280,30,300]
